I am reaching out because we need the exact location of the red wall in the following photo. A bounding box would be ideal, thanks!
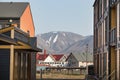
[20,5,35,37]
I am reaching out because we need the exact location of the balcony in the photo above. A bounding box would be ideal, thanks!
[0,26,42,52]
[110,28,116,46]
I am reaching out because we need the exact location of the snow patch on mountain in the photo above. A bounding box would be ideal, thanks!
[53,35,58,43]
[49,37,52,42]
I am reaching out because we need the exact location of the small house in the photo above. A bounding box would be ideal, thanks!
[66,53,93,67]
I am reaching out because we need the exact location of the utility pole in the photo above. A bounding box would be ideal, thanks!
[86,44,88,76]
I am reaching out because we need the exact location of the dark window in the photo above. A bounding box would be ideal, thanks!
[99,0,102,19]
[104,0,107,10]
[105,17,108,45]
[96,28,98,48]
[103,53,107,79]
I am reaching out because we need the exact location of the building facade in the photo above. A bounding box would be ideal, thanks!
[0,2,42,80]
[36,52,67,68]
[66,53,93,68]
[93,0,120,79]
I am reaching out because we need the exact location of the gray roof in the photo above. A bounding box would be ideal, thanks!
[72,52,93,62]
[0,2,29,18]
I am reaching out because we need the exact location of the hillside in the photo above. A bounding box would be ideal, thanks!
[36,31,93,54]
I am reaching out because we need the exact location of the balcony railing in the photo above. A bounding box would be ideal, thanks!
[14,27,30,44]
[110,28,116,46]
[0,26,39,50]
[14,27,37,48]
[107,70,116,80]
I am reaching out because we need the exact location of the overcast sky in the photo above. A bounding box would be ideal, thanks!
[0,0,95,36]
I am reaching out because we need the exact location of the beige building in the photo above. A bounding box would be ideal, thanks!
[93,0,120,80]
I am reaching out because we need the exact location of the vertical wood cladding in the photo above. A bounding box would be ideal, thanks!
[14,51,29,80]
[28,53,36,80]
[0,49,10,80]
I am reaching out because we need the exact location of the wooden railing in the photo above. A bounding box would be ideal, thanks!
[107,70,115,80]
[102,70,115,80]
[14,27,30,43]
[102,71,107,80]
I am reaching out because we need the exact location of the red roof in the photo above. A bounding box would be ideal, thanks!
[36,53,49,60]
[52,54,64,61]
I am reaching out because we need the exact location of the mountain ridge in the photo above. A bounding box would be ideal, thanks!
[36,31,93,54]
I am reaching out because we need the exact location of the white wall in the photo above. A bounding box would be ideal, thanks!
[44,56,54,62]
[79,62,93,67]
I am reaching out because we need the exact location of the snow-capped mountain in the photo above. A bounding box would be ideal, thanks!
[36,31,93,54]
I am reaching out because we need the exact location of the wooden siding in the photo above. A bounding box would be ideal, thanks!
[20,5,35,37]
[0,49,10,80]
[110,47,116,74]
[30,53,36,80]
[111,7,117,29]
[27,53,36,80]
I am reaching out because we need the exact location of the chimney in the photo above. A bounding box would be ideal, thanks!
[44,49,47,59]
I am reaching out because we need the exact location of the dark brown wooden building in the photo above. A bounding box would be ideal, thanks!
[0,2,42,80]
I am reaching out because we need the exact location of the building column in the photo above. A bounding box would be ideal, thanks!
[10,29,14,80]
[106,52,109,80]
[116,50,119,80]
[99,53,101,78]
[10,45,14,80]
[117,3,120,80]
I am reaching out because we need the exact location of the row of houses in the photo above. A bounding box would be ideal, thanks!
[36,50,93,70]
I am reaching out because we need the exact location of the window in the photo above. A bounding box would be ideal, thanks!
[98,24,102,47]
[96,28,98,48]
[103,53,107,78]
[105,17,108,45]
[104,0,107,10]
[99,0,102,18]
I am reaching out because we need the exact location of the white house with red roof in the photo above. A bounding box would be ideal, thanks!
[48,54,67,67]
[36,50,67,67]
